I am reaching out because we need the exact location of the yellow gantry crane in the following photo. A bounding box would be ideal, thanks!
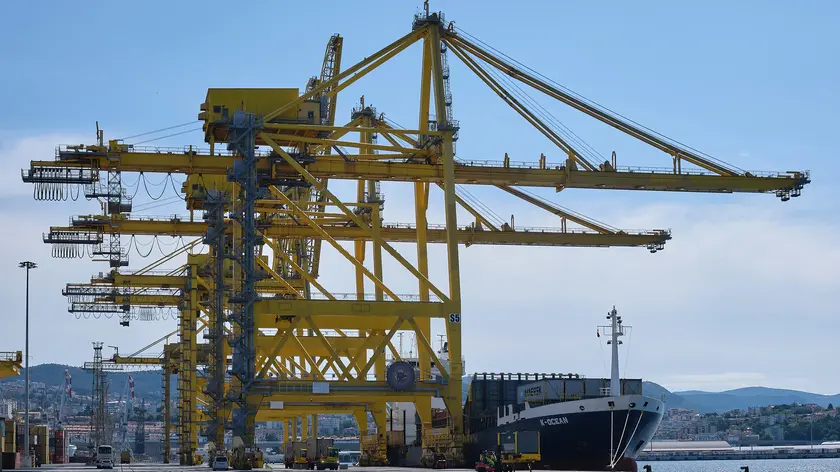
[21,6,808,469]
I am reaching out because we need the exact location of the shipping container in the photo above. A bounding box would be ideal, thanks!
[306,437,334,459]
[2,451,20,469]
[584,378,606,397]
[387,430,404,446]
[498,431,539,455]
[622,379,643,395]
[466,373,643,435]
[499,432,516,453]
[517,380,565,403]
[517,377,644,404]
[3,420,15,453]
[564,378,584,399]
[54,429,68,464]
[283,440,308,459]
[516,431,539,455]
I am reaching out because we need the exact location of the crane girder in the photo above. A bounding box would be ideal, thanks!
[55,215,670,248]
[258,224,671,248]
[256,405,364,420]
[106,273,185,288]
[29,150,806,194]
[254,298,450,320]
[111,293,181,306]
[17,9,814,462]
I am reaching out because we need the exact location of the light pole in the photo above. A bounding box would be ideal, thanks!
[19,261,36,467]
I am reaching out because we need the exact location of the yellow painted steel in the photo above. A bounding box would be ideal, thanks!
[54,215,671,247]
[31,148,807,194]
[179,256,199,465]
[23,8,812,469]
[0,352,22,379]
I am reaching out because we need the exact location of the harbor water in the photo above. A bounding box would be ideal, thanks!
[637,458,840,472]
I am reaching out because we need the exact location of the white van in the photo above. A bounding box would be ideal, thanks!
[96,444,114,469]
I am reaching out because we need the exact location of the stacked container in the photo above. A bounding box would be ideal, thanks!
[28,424,50,465]
[3,420,14,453]
[52,429,68,464]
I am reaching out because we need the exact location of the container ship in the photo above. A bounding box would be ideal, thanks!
[386,307,663,471]
[462,307,664,472]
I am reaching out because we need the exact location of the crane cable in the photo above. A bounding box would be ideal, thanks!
[509,186,621,233]
[455,185,506,227]
[447,47,597,166]
[116,121,199,142]
[129,127,202,146]
[451,25,744,173]
[481,58,605,165]
[141,174,170,200]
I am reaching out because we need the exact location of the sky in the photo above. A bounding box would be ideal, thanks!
[0,1,838,394]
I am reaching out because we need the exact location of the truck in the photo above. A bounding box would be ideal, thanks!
[284,441,309,469]
[95,444,114,469]
[284,438,338,470]
[475,431,540,472]
[309,438,337,470]
[230,447,263,470]
[316,446,340,470]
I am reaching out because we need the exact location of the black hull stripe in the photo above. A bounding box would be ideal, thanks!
[467,409,663,471]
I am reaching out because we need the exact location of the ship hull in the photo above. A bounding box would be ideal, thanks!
[467,395,663,472]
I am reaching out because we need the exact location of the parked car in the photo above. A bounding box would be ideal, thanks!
[212,455,230,471]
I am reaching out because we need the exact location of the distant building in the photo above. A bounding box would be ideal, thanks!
[748,406,765,416]
[318,415,341,435]
[0,399,15,419]
[764,426,785,441]
[742,432,760,444]
[760,415,777,426]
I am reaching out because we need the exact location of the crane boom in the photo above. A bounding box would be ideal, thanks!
[26,147,806,194]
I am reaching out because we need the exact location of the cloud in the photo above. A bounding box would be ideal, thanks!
[344,187,840,393]
[0,132,90,198]
[447,199,840,394]
[2,133,838,394]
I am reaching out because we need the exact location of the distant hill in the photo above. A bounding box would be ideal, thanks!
[4,366,838,414]
[645,382,840,413]
[671,386,840,413]
[0,364,166,399]
[643,381,685,408]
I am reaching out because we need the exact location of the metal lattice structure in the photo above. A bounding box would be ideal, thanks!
[22,7,810,469]
[83,342,123,449]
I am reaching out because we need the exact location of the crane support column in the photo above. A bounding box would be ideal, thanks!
[163,354,172,464]
[429,19,464,458]
[203,190,228,447]
[227,112,261,452]
[179,257,199,464]
[415,25,434,442]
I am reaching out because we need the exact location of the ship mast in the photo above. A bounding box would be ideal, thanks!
[604,306,625,396]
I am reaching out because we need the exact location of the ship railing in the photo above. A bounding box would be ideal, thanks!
[472,372,583,381]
